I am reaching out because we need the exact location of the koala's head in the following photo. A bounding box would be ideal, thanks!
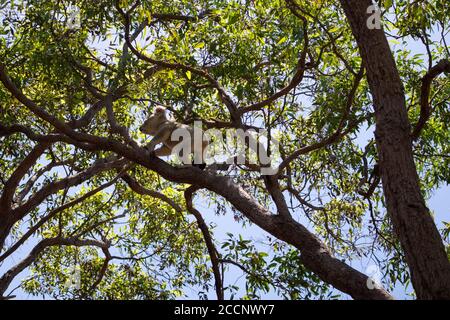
[140,107,167,135]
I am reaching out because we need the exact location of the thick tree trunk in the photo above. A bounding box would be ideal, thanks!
[339,0,450,299]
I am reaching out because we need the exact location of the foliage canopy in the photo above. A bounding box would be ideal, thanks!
[0,0,449,299]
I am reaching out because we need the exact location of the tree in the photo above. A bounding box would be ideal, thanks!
[0,0,448,300]
[340,0,450,300]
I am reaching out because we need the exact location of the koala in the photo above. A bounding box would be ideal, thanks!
[140,107,208,169]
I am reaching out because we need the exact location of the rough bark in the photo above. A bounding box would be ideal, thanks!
[339,0,450,299]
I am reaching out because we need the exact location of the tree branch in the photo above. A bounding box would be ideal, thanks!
[114,1,241,125]
[121,173,183,213]
[411,59,450,140]
[0,171,125,263]
[0,237,110,296]
[239,2,309,114]
[12,158,128,220]
[185,186,224,300]
[0,142,50,211]
[277,66,364,173]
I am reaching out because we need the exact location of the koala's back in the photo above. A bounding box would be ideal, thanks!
[160,122,190,148]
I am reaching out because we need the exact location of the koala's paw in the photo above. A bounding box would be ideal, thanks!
[144,146,156,157]
[192,163,207,170]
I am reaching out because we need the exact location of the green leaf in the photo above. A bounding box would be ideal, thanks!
[384,0,393,9]
[194,42,205,49]
[277,36,287,45]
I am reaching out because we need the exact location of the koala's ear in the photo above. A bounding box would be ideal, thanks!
[154,106,166,114]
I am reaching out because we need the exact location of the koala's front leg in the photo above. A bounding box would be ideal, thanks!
[145,127,172,156]
[145,139,158,154]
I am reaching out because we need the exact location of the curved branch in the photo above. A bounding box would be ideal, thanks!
[121,174,183,213]
[185,186,224,300]
[0,172,125,263]
[114,1,241,125]
[0,237,110,296]
[264,175,292,218]
[239,3,309,114]
[0,122,92,146]
[0,142,49,210]
[86,247,112,297]
[277,66,365,173]
[16,159,77,204]
[12,158,128,220]
[411,59,450,140]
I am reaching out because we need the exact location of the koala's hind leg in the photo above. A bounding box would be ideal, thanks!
[154,145,172,157]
